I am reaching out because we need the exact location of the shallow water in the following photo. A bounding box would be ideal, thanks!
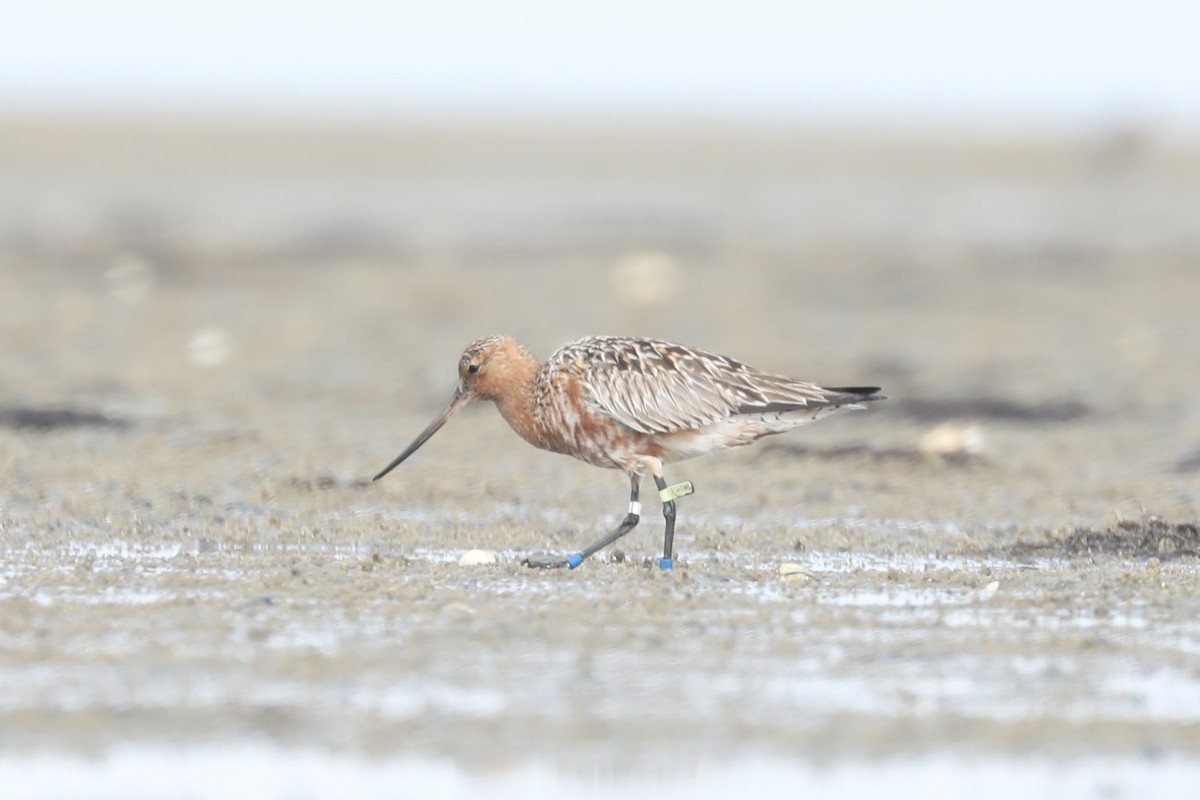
[5,746,1200,800]
[5,523,1200,764]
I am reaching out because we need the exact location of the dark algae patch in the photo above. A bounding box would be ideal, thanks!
[1174,447,1200,473]
[894,397,1090,423]
[1006,517,1200,561]
[756,441,984,466]
[0,405,132,431]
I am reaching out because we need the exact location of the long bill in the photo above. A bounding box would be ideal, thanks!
[372,385,471,481]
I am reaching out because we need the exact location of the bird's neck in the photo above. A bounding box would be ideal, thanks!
[482,351,542,446]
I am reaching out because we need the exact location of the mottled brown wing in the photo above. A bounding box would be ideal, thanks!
[555,336,858,435]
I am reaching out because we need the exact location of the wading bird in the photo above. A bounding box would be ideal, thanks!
[374,335,883,569]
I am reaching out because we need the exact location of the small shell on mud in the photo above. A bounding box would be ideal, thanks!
[186,327,232,368]
[459,549,499,566]
[982,580,1000,597]
[610,250,681,307]
[441,601,477,615]
[919,422,985,457]
[778,563,814,583]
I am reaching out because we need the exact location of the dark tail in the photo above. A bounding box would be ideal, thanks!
[825,386,887,402]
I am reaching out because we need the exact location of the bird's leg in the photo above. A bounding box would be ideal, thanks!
[653,474,694,570]
[653,475,676,569]
[522,474,642,570]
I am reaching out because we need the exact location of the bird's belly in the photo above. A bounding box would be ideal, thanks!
[530,401,842,469]
[536,424,654,470]
[530,402,647,470]
[655,409,830,462]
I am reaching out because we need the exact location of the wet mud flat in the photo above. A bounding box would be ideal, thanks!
[2,118,1200,796]
[4,509,1200,797]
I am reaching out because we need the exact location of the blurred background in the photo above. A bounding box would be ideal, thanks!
[3,0,1200,495]
[5,0,1199,122]
[4,3,1200,792]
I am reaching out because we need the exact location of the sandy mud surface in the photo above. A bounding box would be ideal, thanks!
[2,118,1200,797]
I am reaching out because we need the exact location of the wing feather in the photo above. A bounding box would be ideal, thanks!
[547,336,871,435]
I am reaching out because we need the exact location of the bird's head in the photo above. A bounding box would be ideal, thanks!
[372,335,529,481]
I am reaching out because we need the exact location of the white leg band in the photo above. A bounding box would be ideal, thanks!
[628,501,642,516]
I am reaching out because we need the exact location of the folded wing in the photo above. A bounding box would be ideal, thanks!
[553,336,881,436]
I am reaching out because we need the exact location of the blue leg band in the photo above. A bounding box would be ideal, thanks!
[567,553,584,569]
[659,558,674,570]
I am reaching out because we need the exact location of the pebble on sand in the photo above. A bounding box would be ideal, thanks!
[459,549,499,566]
[609,250,681,307]
[186,327,232,368]
[919,422,985,457]
[778,563,814,583]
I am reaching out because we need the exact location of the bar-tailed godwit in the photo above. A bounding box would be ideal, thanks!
[374,335,884,570]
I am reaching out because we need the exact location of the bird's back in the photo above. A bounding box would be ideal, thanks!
[543,336,882,438]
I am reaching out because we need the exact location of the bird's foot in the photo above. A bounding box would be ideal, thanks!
[521,552,585,570]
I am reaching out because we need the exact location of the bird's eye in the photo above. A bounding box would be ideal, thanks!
[467,363,480,375]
